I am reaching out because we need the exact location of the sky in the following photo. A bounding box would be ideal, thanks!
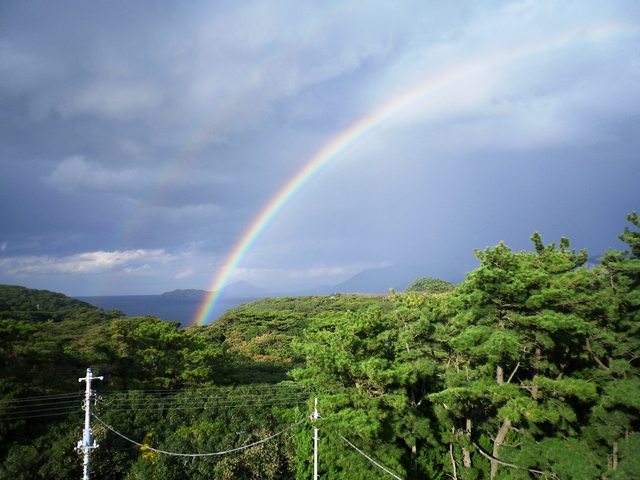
[1,0,639,296]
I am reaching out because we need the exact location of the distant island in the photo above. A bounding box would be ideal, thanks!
[160,289,210,300]
[161,281,270,299]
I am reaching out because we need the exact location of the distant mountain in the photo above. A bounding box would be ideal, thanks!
[300,264,463,296]
[332,265,424,293]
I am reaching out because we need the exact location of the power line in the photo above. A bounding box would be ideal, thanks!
[98,384,326,395]
[92,413,305,457]
[0,386,314,421]
[1,398,82,409]
[1,403,82,415]
[93,388,318,413]
[0,399,83,422]
[95,393,311,410]
[338,433,404,480]
[0,392,82,404]
[97,396,313,409]
[0,410,82,422]
[95,401,308,413]
[100,388,313,397]
[98,392,312,404]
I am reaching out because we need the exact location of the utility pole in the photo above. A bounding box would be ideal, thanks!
[77,367,103,480]
[311,397,320,479]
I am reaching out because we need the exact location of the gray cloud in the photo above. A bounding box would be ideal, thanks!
[0,249,168,275]
[1,0,639,295]
[43,156,144,194]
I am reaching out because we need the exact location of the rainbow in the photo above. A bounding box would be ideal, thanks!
[193,22,639,326]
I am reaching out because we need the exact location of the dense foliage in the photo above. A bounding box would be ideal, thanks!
[0,214,638,479]
[405,277,454,294]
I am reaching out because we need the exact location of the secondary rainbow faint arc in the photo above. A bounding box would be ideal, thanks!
[193,22,638,326]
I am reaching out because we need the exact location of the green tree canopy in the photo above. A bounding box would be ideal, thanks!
[405,277,455,294]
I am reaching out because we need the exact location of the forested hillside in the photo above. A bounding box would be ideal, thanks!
[1,214,638,479]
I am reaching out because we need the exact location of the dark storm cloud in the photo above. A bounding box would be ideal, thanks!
[0,0,639,294]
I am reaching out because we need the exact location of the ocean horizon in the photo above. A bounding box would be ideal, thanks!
[76,294,259,327]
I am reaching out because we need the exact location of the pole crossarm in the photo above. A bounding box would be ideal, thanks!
[92,413,305,457]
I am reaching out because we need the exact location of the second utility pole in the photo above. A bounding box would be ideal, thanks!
[311,397,320,479]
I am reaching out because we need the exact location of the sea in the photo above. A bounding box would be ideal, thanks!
[75,295,259,327]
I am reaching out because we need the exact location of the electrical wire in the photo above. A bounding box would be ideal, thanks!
[97,399,308,407]
[95,406,295,414]
[98,394,312,405]
[338,434,404,480]
[94,387,317,413]
[98,392,311,404]
[97,398,310,409]
[0,409,82,422]
[0,386,313,421]
[92,413,306,457]
[1,398,82,409]
[95,392,311,408]
[1,403,82,415]
[0,397,83,422]
[99,384,322,395]
[95,401,308,413]
[0,392,82,404]
[0,384,332,422]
